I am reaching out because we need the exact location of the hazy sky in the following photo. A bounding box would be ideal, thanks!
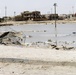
[0,0,76,17]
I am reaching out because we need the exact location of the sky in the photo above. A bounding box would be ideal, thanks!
[0,0,76,17]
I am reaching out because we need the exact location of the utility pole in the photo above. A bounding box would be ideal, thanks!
[14,11,16,21]
[51,8,52,14]
[72,6,74,15]
[53,3,57,46]
[5,6,7,22]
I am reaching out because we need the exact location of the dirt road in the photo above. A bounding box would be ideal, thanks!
[0,45,76,75]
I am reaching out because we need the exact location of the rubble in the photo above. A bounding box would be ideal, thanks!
[0,32,25,45]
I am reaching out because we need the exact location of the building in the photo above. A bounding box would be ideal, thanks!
[14,15,23,21]
[15,11,47,21]
[48,14,59,20]
[58,14,67,20]
[43,14,50,20]
[44,14,58,20]
[21,11,41,21]
[67,14,76,20]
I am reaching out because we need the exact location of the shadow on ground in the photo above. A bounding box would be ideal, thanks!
[0,58,76,67]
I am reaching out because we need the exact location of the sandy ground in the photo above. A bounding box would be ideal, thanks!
[0,45,76,75]
[0,20,76,75]
[0,20,76,26]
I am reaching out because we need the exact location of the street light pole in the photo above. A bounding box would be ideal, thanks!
[51,8,52,14]
[53,3,57,46]
[72,6,74,15]
[14,11,16,21]
[5,6,7,22]
[5,6,7,17]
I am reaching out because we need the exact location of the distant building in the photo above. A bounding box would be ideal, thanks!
[15,11,41,21]
[49,14,59,20]
[0,18,4,22]
[15,11,47,21]
[22,11,43,21]
[44,14,58,20]
[58,14,67,20]
[43,14,50,20]
[67,14,76,20]
[15,15,23,21]
[2,16,12,22]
